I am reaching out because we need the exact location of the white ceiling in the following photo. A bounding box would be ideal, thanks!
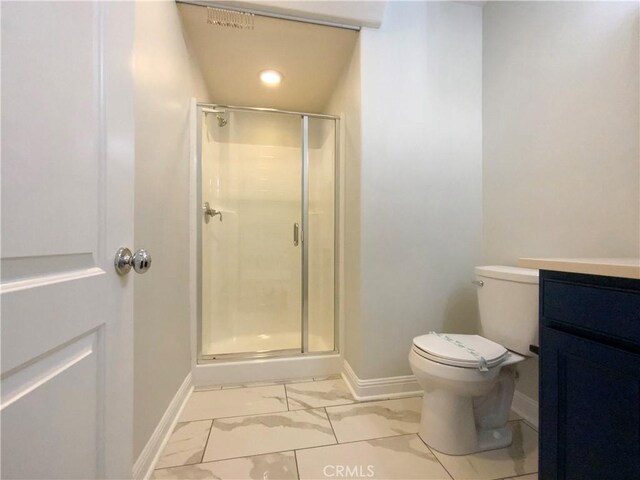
[178,2,359,113]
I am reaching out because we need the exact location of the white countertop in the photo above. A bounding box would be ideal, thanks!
[518,258,640,280]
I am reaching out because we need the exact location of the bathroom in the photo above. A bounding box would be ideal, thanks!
[1,1,639,479]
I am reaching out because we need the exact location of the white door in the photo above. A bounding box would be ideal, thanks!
[1,2,135,478]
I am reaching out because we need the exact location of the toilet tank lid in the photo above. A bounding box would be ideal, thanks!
[475,265,539,284]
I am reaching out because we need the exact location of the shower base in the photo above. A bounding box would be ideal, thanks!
[204,332,333,357]
[194,349,341,388]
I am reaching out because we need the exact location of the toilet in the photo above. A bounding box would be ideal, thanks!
[409,265,538,455]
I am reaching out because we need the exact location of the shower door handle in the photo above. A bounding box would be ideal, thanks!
[293,223,300,246]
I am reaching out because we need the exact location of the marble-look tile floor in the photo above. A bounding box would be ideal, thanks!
[153,377,538,480]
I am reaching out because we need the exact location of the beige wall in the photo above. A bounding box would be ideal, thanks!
[133,1,209,457]
[358,1,483,379]
[325,37,362,373]
[330,1,483,379]
[483,1,640,400]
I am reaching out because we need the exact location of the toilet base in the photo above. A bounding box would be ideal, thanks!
[418,392,515,455]
[476,425,513,452]
[419,426,513,456]
[417,367,517,455]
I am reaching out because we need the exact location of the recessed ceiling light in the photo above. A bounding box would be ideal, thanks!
[259,69,282,86]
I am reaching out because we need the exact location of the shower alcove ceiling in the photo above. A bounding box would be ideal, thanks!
[178,2,358,113]
[181,3,357,366]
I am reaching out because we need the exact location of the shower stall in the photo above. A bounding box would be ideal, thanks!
[196,104,338,362]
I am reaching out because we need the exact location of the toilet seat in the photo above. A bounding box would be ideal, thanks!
[412,333,508,370]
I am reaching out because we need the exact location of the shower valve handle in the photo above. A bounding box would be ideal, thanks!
[203,202,222,223]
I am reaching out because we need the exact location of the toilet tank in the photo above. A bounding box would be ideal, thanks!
[476,266,539,356]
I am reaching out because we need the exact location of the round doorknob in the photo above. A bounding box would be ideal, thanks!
[132,249,152,274]
[114,247,152,275]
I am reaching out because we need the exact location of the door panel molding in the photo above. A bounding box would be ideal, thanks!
[1,253,97,284]
[1,1,134,477]
[1,331,98,410]
[0,266,104,294]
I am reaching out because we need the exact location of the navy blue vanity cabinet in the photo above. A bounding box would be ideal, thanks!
[539,270,640,480]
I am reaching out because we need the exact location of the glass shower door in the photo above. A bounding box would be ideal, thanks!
[200,109,302,357]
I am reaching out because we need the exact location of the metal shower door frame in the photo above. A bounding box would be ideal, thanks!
[301,116,310,353]
[196,103,340,362]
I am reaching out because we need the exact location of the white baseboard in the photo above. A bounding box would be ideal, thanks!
[342,360,422,401]
[512,390,539,430]
[133,373,193,480]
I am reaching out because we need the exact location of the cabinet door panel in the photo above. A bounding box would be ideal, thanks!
[540,326,640,480]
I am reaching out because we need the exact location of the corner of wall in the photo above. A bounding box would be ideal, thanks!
[323,31,364,379]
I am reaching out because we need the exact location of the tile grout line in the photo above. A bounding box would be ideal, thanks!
[183,406,291,423]
[188,396,425,461]
[182,387,292,423]
[155,432,444,472]
[156,381,535,478]
[163,382,429,472]
[169,407,336,466]
[199,419,215,466]
[284,383,291,410]
[189,384,422,421]
[182,385,380,425]
[289,398,358,412]
[284,383,360,411]
[420,420,538,480]
[154,419,215,473]
[293,432,419,454]
[154,381,426,473]
[153,450,299,472]
[324,407,340,444]
[416,434,456,480]
[293,450,301,480]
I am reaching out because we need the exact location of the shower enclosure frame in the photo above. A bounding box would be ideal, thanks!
[195,102,341,363]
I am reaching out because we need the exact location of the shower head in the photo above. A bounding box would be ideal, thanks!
[202,107,228,127]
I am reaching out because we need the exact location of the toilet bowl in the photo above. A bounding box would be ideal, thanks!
[409,340,524,455]
[409,266,538,455]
